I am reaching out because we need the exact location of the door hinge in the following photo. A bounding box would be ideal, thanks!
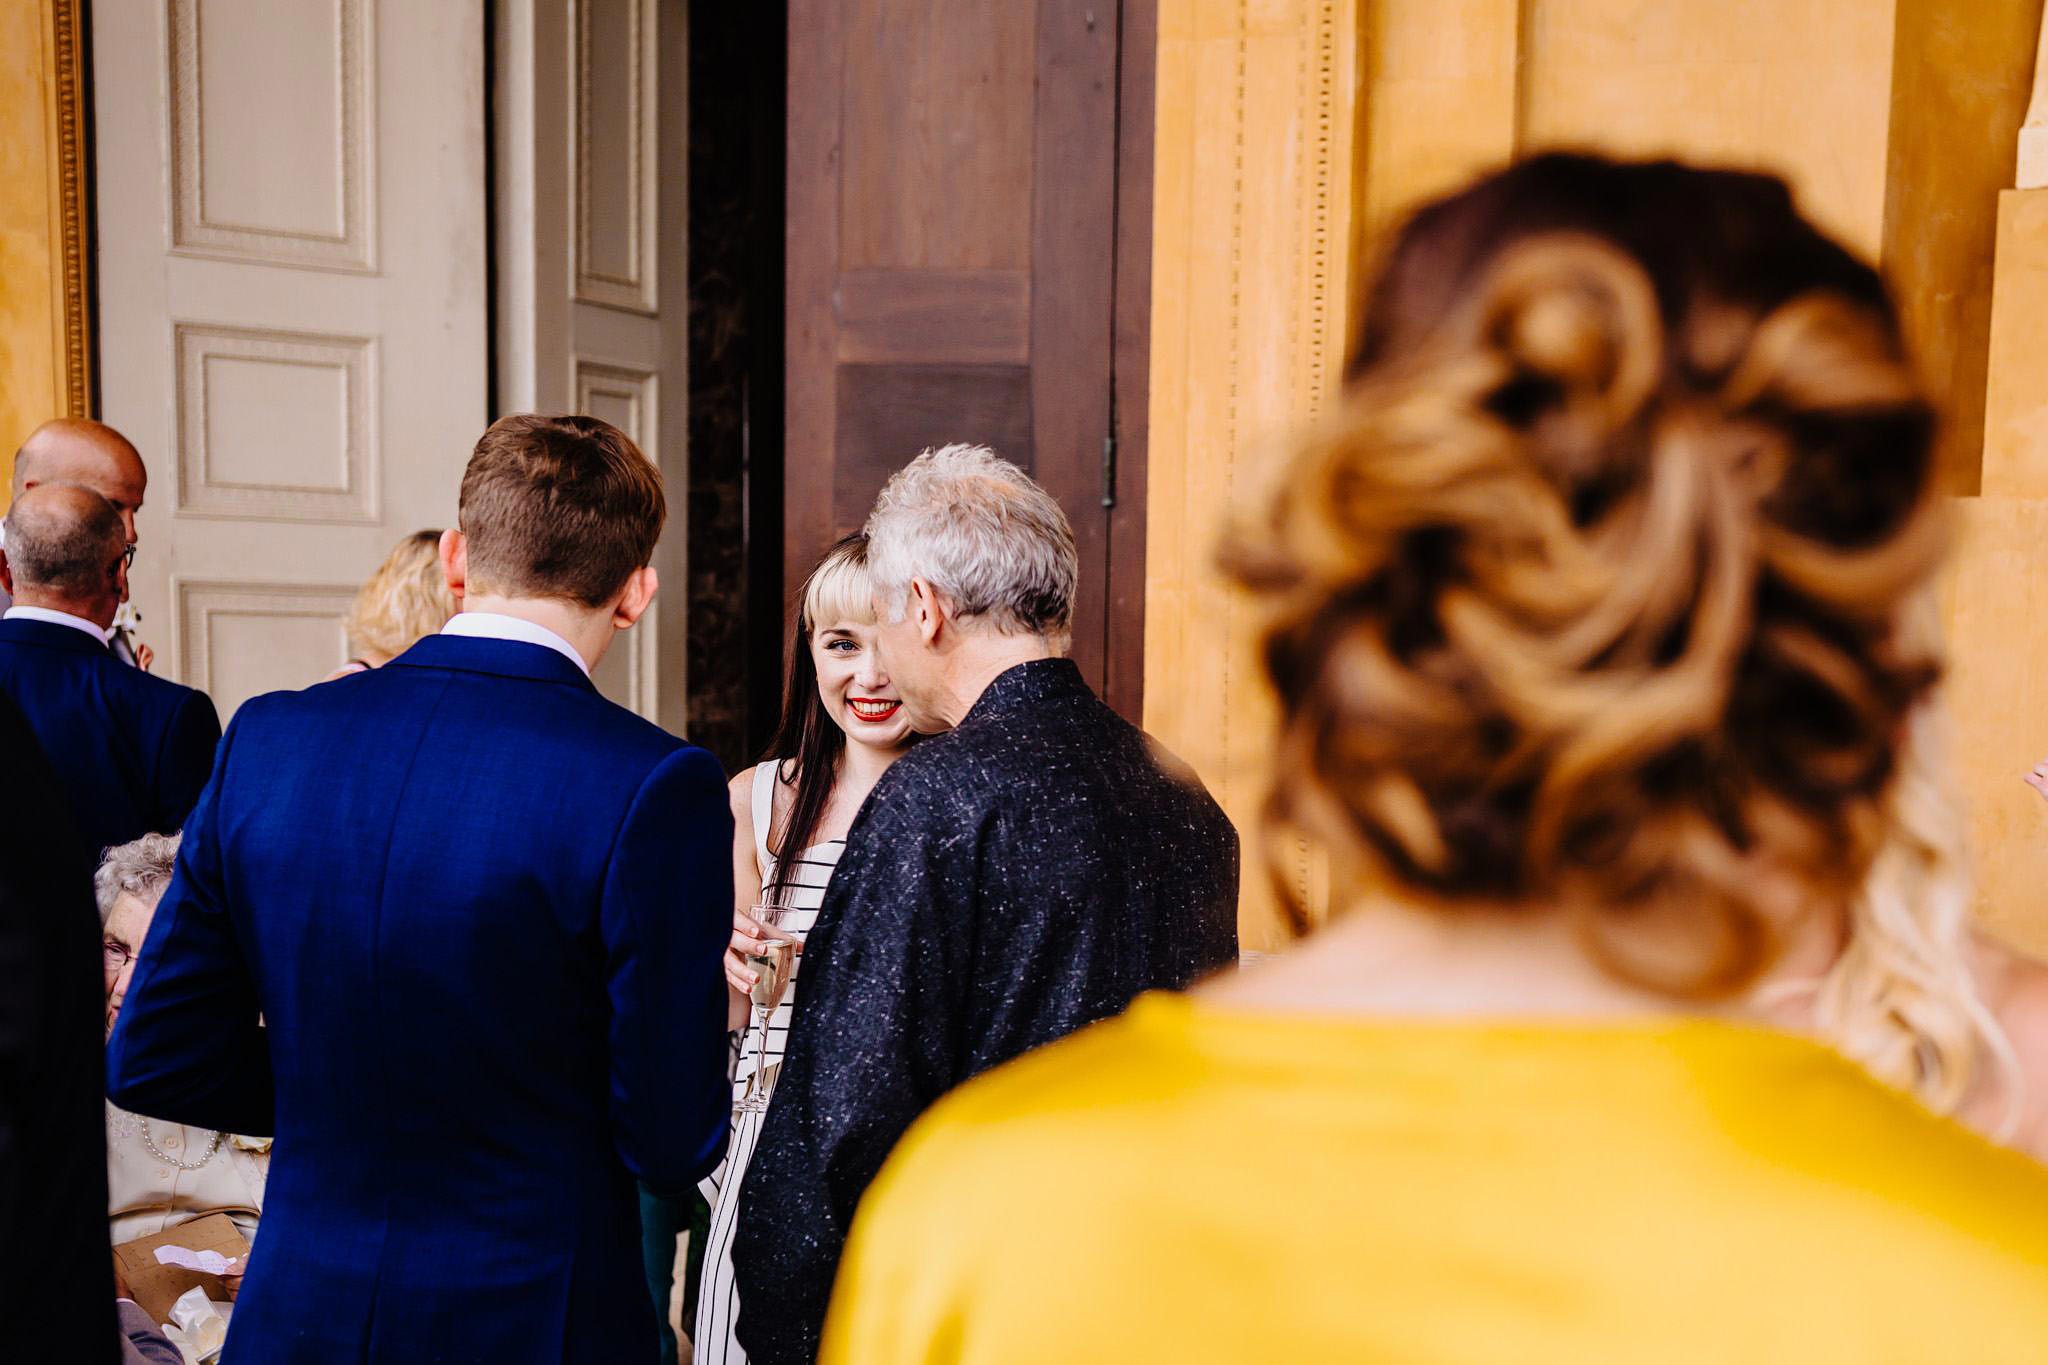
[1100,432,1118,509]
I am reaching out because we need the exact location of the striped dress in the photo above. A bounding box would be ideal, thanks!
[693,763,842,1364]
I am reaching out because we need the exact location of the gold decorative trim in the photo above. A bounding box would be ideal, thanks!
[51,0,93,416]
[1302,0,1342,416]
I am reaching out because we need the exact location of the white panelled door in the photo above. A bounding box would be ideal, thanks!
[94,0,488,720]
[494,0,688,732]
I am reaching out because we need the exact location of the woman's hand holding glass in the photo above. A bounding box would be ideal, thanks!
[735,903,802,1113]
[725,904,802,996]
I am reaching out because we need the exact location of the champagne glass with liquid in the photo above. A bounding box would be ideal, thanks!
[736,903,800,1114]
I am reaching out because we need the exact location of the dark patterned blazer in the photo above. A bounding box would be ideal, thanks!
[734,657,1239,1364]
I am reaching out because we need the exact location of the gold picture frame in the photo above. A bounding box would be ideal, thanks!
[49,0,93,417]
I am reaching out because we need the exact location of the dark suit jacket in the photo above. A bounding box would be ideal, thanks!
[106,633,735,1364]
[734,658,1240,1364]
[0,689,119,1362]
[0,616,220,858]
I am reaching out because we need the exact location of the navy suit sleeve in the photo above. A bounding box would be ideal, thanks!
[601,744,734,1194]
[732,783,971,1365]
[105,717,273,1135]
[153,689,221,834]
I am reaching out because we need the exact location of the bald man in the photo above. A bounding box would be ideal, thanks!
[5,420,150,665]
[0,483,218,862]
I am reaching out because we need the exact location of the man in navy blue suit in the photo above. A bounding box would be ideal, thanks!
[0,483,219,858]
[107,414,735,1363]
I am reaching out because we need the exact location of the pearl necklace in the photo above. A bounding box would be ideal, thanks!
[141,1121,224,1172]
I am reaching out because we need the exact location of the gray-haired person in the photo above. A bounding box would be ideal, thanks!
[732,444,1240,1364]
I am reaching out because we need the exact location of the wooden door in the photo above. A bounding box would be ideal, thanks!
[785,0,1151,717]
[93,0,488,719]
[493,0,690,731]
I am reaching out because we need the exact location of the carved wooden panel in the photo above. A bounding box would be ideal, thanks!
[175,580,358,719]
[573,0,658,313]
[174,323,377,523]
[168,0,376,271]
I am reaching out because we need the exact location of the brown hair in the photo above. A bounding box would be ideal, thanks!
[458,414,665,607]
[345,530,456,663]
[1226,154,1945,998]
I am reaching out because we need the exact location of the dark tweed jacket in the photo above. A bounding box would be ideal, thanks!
[732,658,1240,1363]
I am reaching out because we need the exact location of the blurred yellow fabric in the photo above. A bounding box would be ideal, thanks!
[823,992,2048,1363]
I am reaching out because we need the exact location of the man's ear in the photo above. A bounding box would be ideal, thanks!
[612,565,658,630]
[910,577,944,646]
[0,548,12,597]
[439,528,468,602]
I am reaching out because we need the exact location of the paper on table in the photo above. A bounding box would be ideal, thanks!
[154,1245,239,1275]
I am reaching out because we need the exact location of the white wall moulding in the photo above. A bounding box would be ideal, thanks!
[572,0,658,313]
[168,0,377,271]
[573,357,658,453]
[174,579,359,719]
[174,322,378,523]
[572,356,659,718]
[500,0,683,730]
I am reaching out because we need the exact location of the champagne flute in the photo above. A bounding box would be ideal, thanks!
[736,903,800,1114]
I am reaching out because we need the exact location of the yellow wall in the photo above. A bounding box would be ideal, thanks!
[1950,188,2048,959]
[0,0,90,500]
[1150,0,2048,950]
[1148,0,1361,947]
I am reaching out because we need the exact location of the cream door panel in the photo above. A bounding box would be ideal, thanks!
[496,0,686,731]
[96,0,487,720]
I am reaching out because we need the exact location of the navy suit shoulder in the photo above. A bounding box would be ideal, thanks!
[0,618,220,855]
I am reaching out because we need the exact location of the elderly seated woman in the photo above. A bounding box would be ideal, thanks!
[98,833,268,1245]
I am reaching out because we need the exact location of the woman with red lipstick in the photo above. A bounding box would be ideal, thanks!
[692,533,913,1365]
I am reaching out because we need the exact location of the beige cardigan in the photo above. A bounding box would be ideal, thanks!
[107,1103,268,1247]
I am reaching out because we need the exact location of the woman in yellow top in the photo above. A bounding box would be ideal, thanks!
[821,154,2048,1363]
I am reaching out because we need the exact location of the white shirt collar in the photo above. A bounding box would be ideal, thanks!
[438,612,591,677]
[4,605,110,646]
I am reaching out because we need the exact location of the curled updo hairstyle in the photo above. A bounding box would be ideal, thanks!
[1226,154,1945,998]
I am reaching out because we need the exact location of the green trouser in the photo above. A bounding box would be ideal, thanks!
[640,1184,712,1365]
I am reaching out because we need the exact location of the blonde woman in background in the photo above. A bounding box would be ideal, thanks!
[326,529,457,679]
[820,155,2048,1363]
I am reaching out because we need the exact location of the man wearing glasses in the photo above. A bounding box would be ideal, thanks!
[0,482,219,865]
[5,419,154,667]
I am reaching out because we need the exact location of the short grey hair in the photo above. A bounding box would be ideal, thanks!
[2,482,121,595]
[93,832,181,926]
[864,444,1078,645]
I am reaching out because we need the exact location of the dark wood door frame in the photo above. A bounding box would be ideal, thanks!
[1104,0,1154,721]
